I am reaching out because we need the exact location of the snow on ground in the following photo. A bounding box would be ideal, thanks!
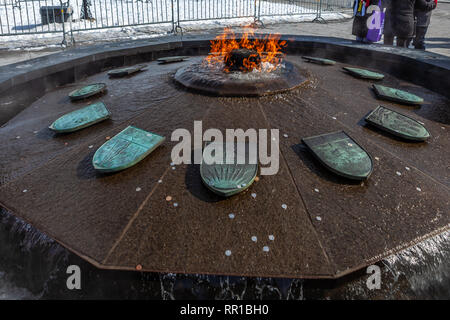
[0,0,319,35]
[0,0,351,47]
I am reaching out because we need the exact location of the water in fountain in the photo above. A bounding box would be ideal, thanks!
[1,207,448,299]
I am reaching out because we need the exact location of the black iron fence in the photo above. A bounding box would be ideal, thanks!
[0,0,353,38]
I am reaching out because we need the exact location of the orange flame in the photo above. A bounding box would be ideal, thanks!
[205,26,287,72]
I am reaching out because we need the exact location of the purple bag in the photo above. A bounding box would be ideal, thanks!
[365,0,385,42]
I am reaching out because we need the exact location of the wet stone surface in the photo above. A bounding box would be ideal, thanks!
[0,207,449,299]
[0,55,448,281]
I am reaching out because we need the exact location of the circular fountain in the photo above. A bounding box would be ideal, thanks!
[0,32,449,298]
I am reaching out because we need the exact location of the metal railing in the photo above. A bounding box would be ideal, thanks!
[0,0,353,40]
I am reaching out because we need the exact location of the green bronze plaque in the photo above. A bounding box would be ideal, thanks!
[157,56,190,64]
[200,142,258,197]
[107,64,147,78]
[69,83,107,101]
[343,67,384,80]
[302,56,336,65]
[92,126,165,172]
[372,84,424,105]
[49,102,111,133]
[365,106,430,141]
[302,131,373,180]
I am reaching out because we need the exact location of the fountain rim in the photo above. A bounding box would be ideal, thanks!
[1,33,450,125]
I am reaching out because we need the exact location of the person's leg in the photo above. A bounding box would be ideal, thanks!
[396,38,405,47]
[414,10,432,50]
[81,0,87,19]
[397,38,412,48]
[81,0,93,20]
[413,26,428,50]
[384,35,394,45]
[383,11,394,46]
[405,38,412,48]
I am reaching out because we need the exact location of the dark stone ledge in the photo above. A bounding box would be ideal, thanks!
[1,34,449,126]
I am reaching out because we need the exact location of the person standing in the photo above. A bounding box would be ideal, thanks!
[382,0,395,45]
[391,0,417,47]
[81,0,94,21]
[413,0,437,50]
[389,0,436,48]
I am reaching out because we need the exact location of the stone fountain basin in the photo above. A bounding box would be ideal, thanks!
[0,34,449,279]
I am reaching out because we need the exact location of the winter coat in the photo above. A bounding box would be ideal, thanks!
[382,0,394,37]
[390,0,436,38]
[415,0,437,27]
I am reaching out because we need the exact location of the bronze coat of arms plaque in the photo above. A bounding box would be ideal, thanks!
[49,102,111,133]
[68,83,107,101]
[372,84,424,105]
[365,106,430,141]
[302,56,336,65]
[302,131,373,180]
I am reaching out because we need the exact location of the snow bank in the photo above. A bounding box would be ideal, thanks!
[0,0,350,46]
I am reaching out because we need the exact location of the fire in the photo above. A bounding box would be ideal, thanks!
[205,26,287,72]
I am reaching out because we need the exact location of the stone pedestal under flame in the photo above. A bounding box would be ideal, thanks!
[174,56,309,97]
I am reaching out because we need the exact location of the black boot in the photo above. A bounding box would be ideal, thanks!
[413,26,428,50]
[397,38,412,48]
[384,35,394,46]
